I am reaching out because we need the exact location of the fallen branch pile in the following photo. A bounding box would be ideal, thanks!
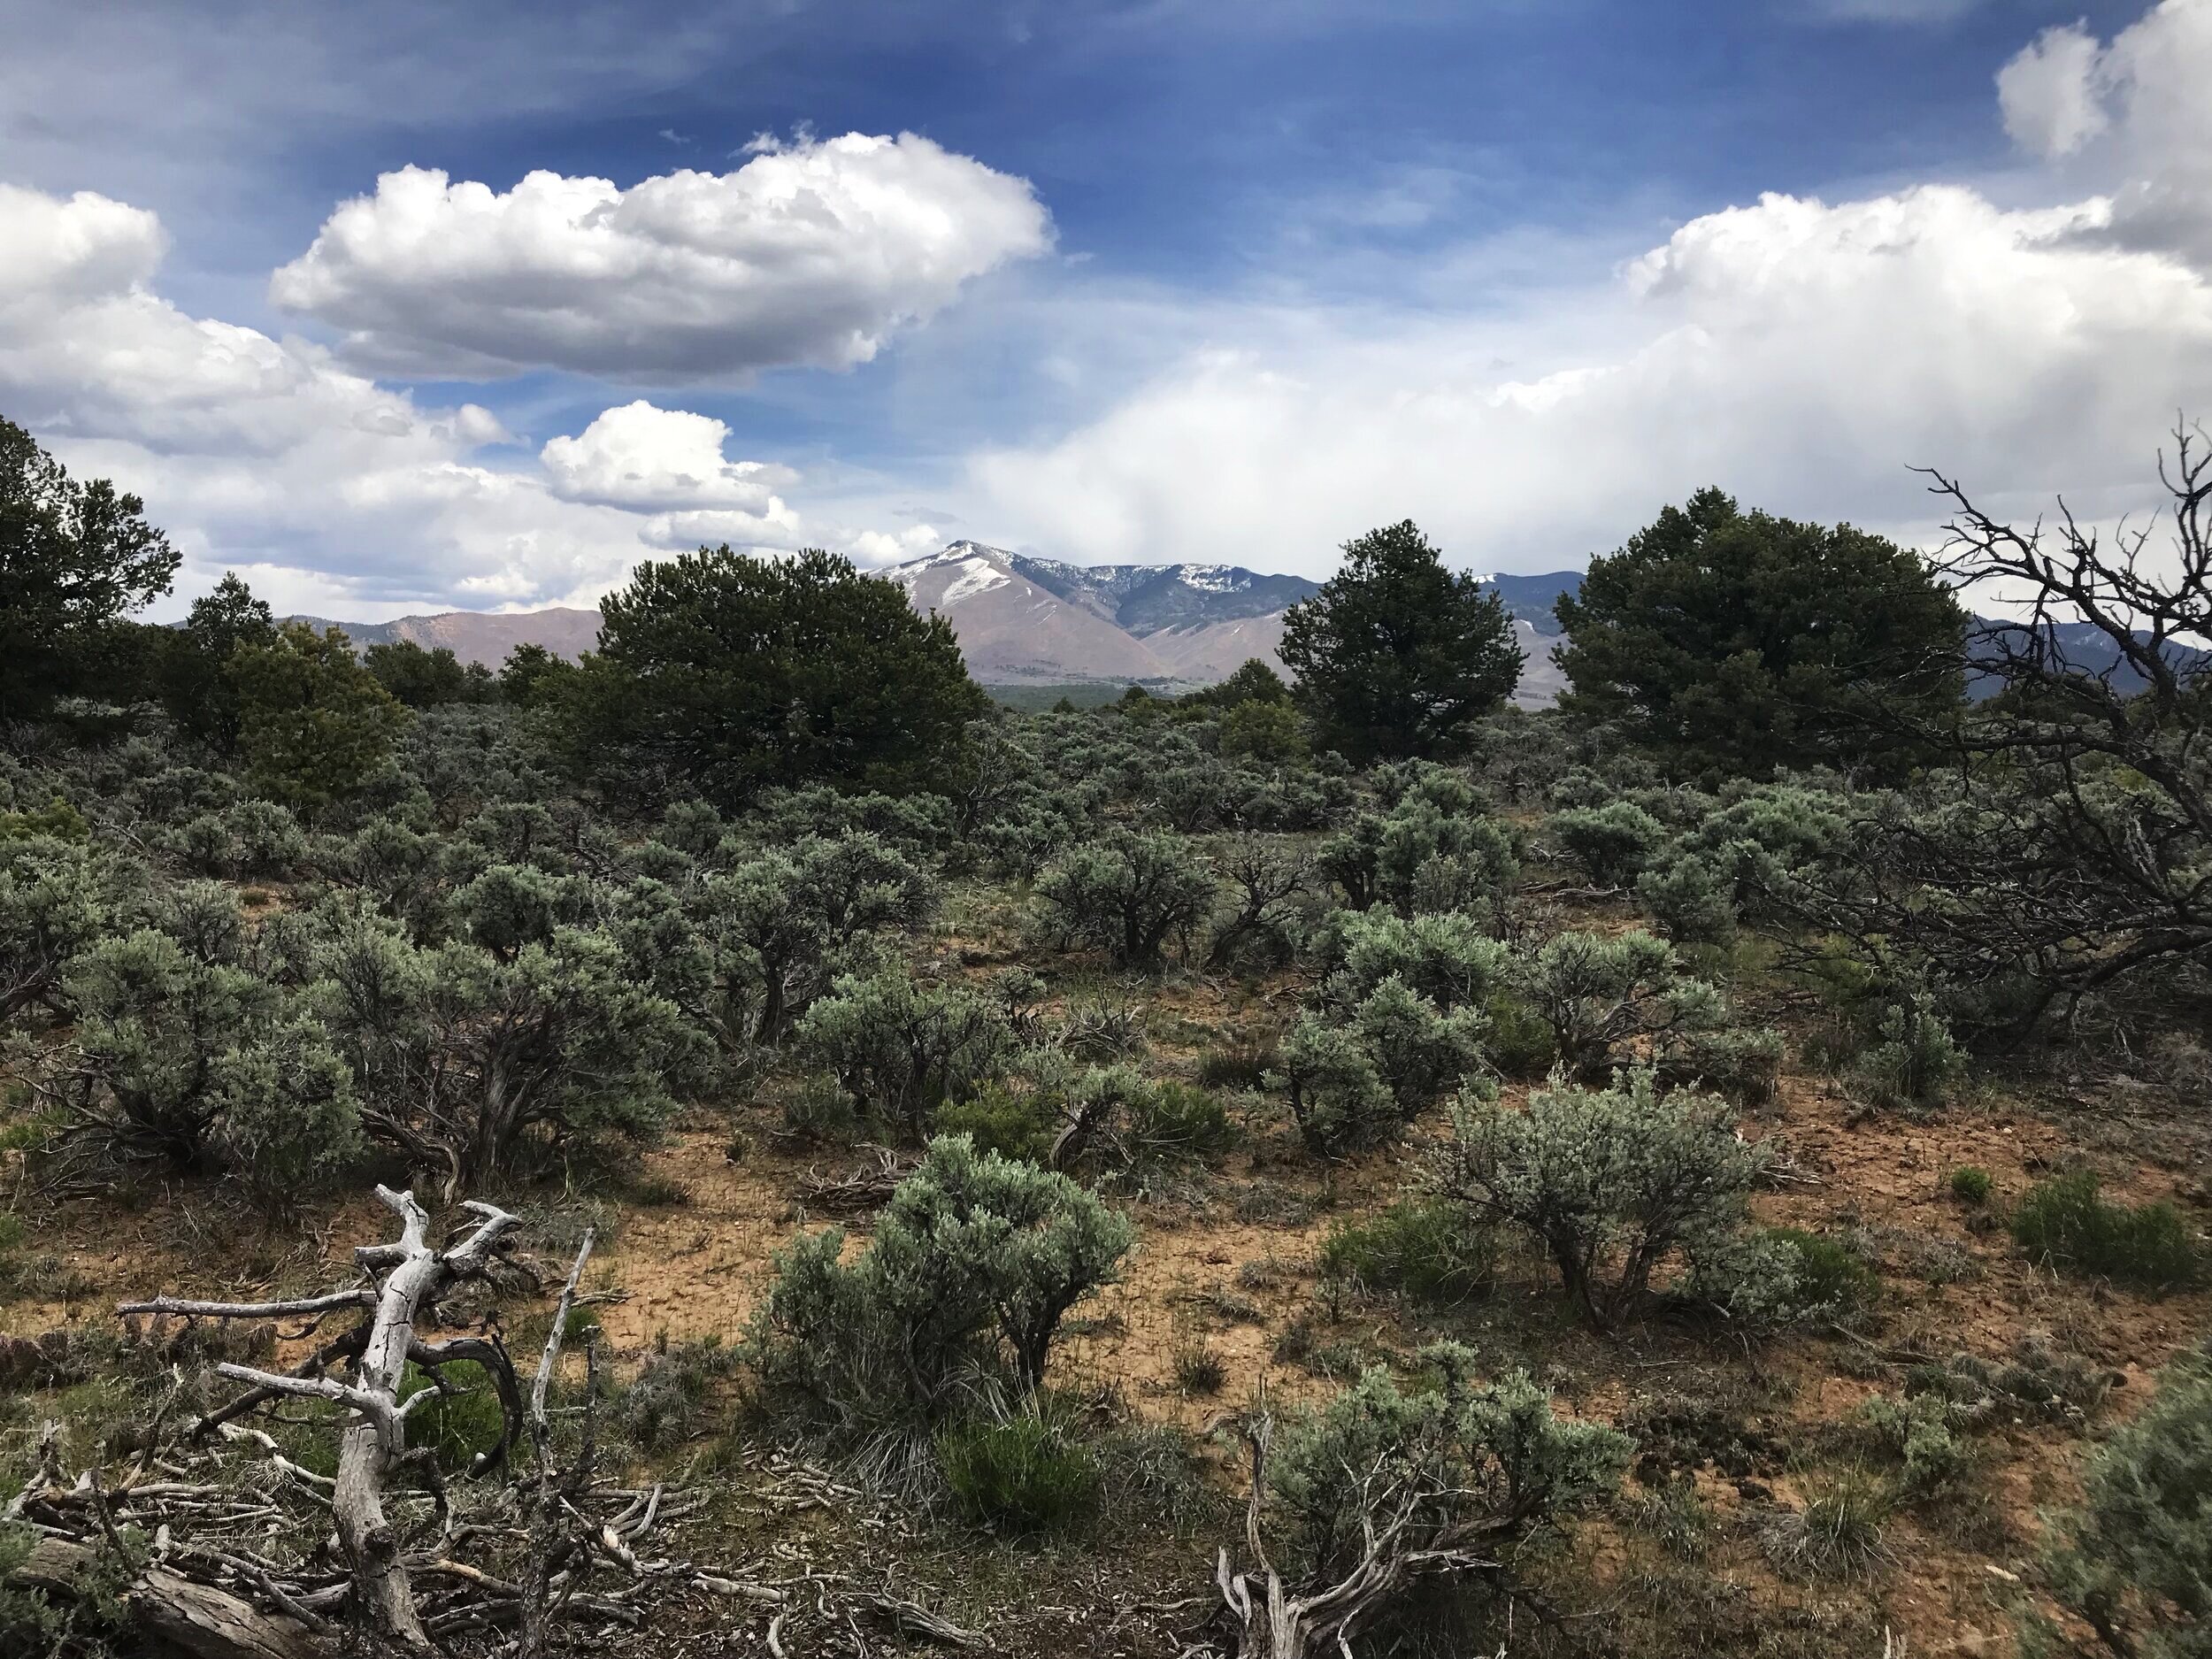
[3,1182,990,1658]
[793,1145,918,1215]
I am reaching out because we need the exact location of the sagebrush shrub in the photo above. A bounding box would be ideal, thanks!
[1350,974,1486,1118]
[315,917,693,1185]
[747,1136,1134,1434]
[1548,801,1668,887]
[0,833,115,1019]
[1853,1003,1965,1110]
[1854,1392,1972,1505]
[1032,830,1217,968]
[796,968,1011,1140]
[1273,1017,1395,1155]
[59,927,364,1187]
[1514,929,1727,1079]
[1330,909,1511,1010]
[1637,849,1738,943]
[1685,1225,1876,1332]
[2034,1340,2212,1659]
[1433,1071,1767,1329]
[1269,1345,1629,1596]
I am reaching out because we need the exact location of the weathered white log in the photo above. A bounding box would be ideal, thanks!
[142,1185,519,1652]
[116,1289,376,1320]
[8,1536,325,1659]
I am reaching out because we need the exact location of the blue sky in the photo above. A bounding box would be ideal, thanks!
[3,0,2208,616]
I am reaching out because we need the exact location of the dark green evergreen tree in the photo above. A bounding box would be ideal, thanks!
[1555,488,1963,775]
[569,546,986,807]
[1279,521,1520,762]
[0,415,180,718]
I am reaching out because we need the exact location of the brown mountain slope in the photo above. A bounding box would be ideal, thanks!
[291,607,602,667]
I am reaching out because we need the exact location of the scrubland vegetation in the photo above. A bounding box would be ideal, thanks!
[2,410,2209,1656]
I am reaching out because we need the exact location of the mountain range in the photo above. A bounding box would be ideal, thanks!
[291,544,1586,706]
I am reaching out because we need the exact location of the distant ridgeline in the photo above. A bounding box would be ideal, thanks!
[274,556,1602,702]
[1964,619,2208,700]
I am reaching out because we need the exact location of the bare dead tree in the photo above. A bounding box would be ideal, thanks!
[1784,425,2212,1031]
[120,1186,524,1649]
[518,1227,593,1659]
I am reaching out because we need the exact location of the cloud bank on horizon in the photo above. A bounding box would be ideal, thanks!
[0,0,2208,619]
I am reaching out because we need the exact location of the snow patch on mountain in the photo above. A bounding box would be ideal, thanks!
[938,558,1010,605]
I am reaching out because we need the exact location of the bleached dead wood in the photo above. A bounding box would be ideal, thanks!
[1211,1405,1502,1659]
[518,1226,594,1659]
[119,1184,521,1650]
[795,1144,917,1214]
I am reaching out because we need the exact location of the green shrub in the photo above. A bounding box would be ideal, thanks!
[933,1084,1056,1164]
[1125,1081,1235,1163]
[1433,1070,1766,1330]
[1548,802,1668,887]
[1480,988,1557,1079]
[2035,1340,2212,1659]
[1197,1039,1277,1091]
[796,968,1011,1140]
[1319,1199,1497,1306]
[937,1414,1102,1536]
[782,1073,863,1142]
[1948,1165,1993,1205]
[748,1137,1134,1434]
[312,918,695,1185]
[397,1360,510,1475]
[2011,1171,2200,1289]
[62,928,364,1189]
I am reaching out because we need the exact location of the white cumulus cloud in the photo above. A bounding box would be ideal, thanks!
[1995,1,2212,266]
[540,400,798,512]
[1998,23,2112,158]
[268,133,1054,382]
[0,183,918,617]
[969,179,2212,575]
